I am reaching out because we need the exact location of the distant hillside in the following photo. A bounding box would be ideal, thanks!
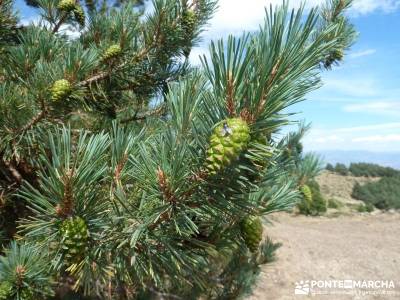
[315,150,400,169]
[316,171,379,205]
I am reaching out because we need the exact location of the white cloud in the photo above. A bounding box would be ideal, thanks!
[352,134,400,142]
[191,0,399,64]
[202,0,400,39]
[349,49,376,58]
[321,77,379,98]
[304,122,400,151]
[351,0,400,15]
[333,122,400,133]
[343,101,400,116]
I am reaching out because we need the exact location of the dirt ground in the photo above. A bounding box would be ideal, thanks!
[248,212,400,300]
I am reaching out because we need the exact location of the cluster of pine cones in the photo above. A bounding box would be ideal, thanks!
[57,0,85,26]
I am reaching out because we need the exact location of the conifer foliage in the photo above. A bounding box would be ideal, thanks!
[0,0,355,298]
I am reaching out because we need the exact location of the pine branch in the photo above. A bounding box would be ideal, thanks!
[52,13,68,33]
[120,105,165,123]
[18,110,46,133]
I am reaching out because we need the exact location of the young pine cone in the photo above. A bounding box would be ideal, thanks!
[206,118,250,175]
[240,216,263,253]
[57,0,77,12]
[60,216,89,263]
[50,79,72,102]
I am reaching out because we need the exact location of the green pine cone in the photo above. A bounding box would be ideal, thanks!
[19,288,36,300]
[102,44,122,61]
[0,282,12,300]
[57,0,76,12]
[73,5,85,26]
[181,10,197,35]
[240,216,263,253]
[206,118,250,175]
[60,216,89,263]
[300,184,312,204]
[50,79,72,102]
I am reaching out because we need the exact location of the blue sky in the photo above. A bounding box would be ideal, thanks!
[13,0,400,152]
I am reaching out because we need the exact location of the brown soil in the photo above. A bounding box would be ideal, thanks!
[249,213,400,300]
[248,172,400,300]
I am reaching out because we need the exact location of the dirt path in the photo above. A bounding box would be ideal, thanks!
[248,212,400,300]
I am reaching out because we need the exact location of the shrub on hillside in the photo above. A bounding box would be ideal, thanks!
[326,163,334,172]
[357,203,374,213]
[334,163,349,175]
[352,177,400,210]
[327,198,342,209]
[349,163,400,177]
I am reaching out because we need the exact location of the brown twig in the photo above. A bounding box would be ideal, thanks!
[114,153,129,185]
[52,13,68,34]
[156,167,175,204]
[19,110,46,133]
[56,169,75,217]
[3,161,22,184]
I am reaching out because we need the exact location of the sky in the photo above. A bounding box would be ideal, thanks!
[13,0,400,153]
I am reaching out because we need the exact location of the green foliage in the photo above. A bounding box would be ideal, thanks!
[0,0,356,298]
[327,198,342,209]
[357,203,374,213]
[349,163,400,177]
[25,0,146,12]
[215,237,281,299]
[334,163,349,175]
[352,177,400,210]
[0,242,54,300]
[310,188,328,215]
[326,163,334,171]
[0,0,18,52]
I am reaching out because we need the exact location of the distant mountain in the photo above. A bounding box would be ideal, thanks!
[314,150,400,169]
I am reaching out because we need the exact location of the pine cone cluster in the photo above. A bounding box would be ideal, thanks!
[0,282,11,300]
[73,5,85,26]
[57,0,76,12]
[240,216,263,252]
[19,289,36,300]
[60,217,89,263]
[102,44,122,61]
[57,0,85,26]
[206,118,250,175]
[50,79,72,102]
[181,9,197,35]
[300,184,312,204]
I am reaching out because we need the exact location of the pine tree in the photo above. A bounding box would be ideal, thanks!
[285,124,327,215]
[0,0,356,298]
[0,0,18,53]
